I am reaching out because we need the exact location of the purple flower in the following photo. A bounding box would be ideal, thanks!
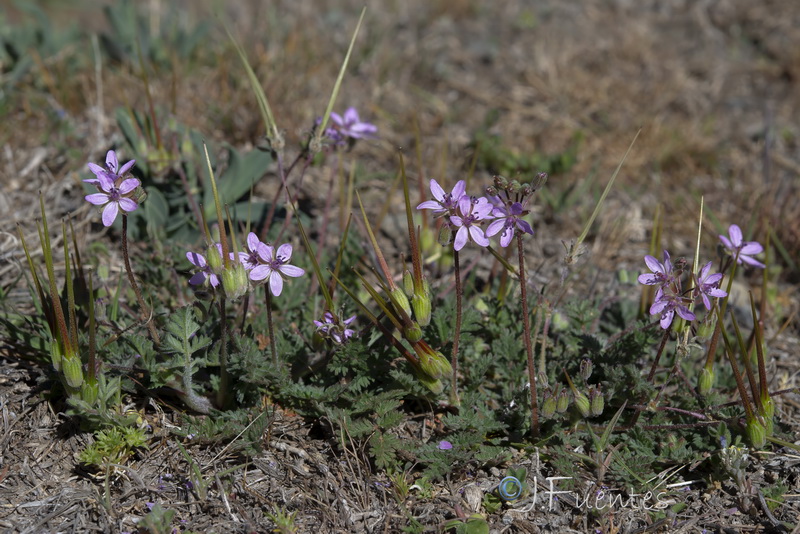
[450,196,493,251]
[438,440,453,450]
[249,243,305,296]
[650,293,696,330]
[84,150,140,227]
[637,251,674,288]
[719,224,765,268]
[86,150,135,185]
[238,232,267,271]
[326,107,377,144]
[314,311,357,344]
[485,201,534,247]
[186,249,220,288]
[694,261,727,310]
[416,179,467,216]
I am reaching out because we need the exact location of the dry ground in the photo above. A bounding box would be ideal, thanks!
[1,1,799,532]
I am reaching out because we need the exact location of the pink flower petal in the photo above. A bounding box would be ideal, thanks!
[269,273,284,296]
[276,243,293,261]
[118,159,135,175]
[101,202,119,227]
[279,265,305,278]
[728,225,742,247]
[85,193,109,206]
[118,178,140,195]
[429,179,446,201]
[105,150,118,173]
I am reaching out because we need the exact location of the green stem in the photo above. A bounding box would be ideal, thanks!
[216,296,230,409]
[266,290,277,363]
[517,233,539,438]
[121,215,160,344]
[451,249,462,406]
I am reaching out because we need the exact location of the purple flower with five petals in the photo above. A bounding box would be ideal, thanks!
[650,293,696,330]
[416,179,466,216]
[238,232,267,271]
[326,107,377,145]
[249,243,305,296]
[186,250,221,288]
[450,196,493,251]
[86,150,135,185]
[485,201,534,247]
[719,224,765,268]
[637,250,674,289]
[694,261,727,310]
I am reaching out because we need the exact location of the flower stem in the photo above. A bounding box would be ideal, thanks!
[451,249,462,406]
[121,215,160,344]
[517,232,539,438]
[646,325,672,383]
[266,290,277,363]
[216,296,230,409]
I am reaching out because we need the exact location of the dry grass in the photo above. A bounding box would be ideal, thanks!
[1,0,799,532]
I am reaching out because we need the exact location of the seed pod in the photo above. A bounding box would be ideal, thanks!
[404,321,423,343]
[589,387,604,416]
[390,287,413,318]
[412,278,432,327]
[62,355,84,388]
[579,359,593,381]
[206,244,223,272]
[222,262,249,300]
[745,418,766,449]
[556,389,570,413]
[541,391,557,419]
[574,390,591,418]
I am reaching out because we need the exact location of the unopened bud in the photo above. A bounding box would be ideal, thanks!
[745,417,766,449]
[415,370,444,394]
[62,355,84,388]
[556,390,570,413]
[438,225,453,247]
[222,262,249,300]
[509,180,521,194]
[404,321,423,343]
[206,244,223,272]
[413,341,452,380]
[519,184,532,197]
[541,391,557,419]
[412,279,432,327]
[574,390,591,418]
[390,287,412,318]
[589,387,604,416]
[533,172,548,189]
[485,185,498,196]
[698,367,714,395]
[579,359,593,381]
[403,270,414,296]
[81,380,99,405]
[696,315,717,342]
[493,175,508,190]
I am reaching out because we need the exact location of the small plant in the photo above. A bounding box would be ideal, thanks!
[266,506,298,534]
[79,426,148,470]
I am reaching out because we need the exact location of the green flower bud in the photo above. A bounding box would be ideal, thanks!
[81,380,99,405]
[589,387,604,417]
[541,391,557,419]
[404,321,423,343]
[206,244,223,272]
[438,225,453,247]
[493,175,508,190]
[696,315,717,342]
[413,341,452,380]
[221,262,249,300]
[556,390,570,413]
[745,417,766,449]
[390,287,412,318]
[485,185,498,196]
[50,339,63,372]
[509,180,521,194]
[698,367,714,395]
[411,279,432,327]
[403,270,414,296]
[574,390,591,418]
[62,355,84,389]
[415,370,444,395]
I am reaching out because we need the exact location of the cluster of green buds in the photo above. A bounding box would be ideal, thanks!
[540,384,571,419]
[563,363,605,419]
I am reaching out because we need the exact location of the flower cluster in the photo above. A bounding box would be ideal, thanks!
[638,250,727,329]
[416,174,541,251]
[84,150,141,227]
[186,232,304,298]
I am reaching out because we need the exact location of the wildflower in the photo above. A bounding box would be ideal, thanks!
[238,232,267,271]
[637,251,674,289]
[84,153,140,226]
[694,261,727,310]
[186,249,221,288]
[450,196,493,251]
[326,107,377,145]
[314,311,357,344]
[416,179,466,216]
[249,243,305,296]
[486,201,534,247]
[437,440,453,450]
[649,292,696,330]
[86,149,135,185]
[719,224,765,268]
